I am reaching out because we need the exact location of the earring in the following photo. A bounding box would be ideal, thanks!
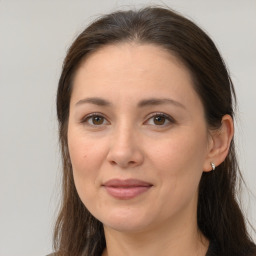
[210,162,216,171]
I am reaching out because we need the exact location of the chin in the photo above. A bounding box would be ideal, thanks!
[104,220,151,234]
[96,208,155,233]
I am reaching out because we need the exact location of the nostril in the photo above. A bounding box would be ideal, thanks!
[106,148,144,168]
[110,160,117,165]
[109,160,137,168]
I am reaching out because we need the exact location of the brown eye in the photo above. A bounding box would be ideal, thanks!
[92,116,104,125]
[145,113,175,127]
[82,114,109,126]
[153,115,166,125]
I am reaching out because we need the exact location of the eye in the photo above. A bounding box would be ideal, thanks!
[81,113,109,126]
[145,113,175,126]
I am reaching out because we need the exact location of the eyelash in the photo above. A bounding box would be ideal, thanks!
[81,112,109,127]
[80,112,176,128]
[145,112,176,127]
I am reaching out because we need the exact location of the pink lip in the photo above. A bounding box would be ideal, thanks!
[102,179,153,200]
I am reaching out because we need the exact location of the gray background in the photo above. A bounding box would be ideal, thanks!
[0,0,255,255]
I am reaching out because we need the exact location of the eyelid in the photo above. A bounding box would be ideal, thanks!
[144,112,176,126]
[80,112,176,127]
[80,112,110,126]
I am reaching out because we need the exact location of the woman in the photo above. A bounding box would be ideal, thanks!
[53,6,256,256]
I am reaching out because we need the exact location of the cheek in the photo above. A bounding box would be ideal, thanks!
[68,127,106,170]
[67,130,108,201]
[149,131,207,173]
[147,130,208,208]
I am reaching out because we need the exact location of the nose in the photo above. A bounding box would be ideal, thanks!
[106,125,144,169]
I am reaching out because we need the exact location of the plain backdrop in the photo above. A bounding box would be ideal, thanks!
[0,0,255,255]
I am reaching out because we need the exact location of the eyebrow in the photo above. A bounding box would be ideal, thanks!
[75,97,112,106]
[75,97,185,109]
[138,98,186,109]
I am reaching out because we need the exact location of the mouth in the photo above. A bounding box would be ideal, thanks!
[102,179,153,200]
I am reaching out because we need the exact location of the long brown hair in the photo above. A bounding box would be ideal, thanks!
[54,6,256,256]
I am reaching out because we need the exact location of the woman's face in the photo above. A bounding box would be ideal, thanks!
[68,43,212,233]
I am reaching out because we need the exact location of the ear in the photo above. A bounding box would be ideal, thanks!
[203,114,234,172]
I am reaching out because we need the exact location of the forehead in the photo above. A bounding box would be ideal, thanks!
[71,43,200,108]
[76,43,187,81]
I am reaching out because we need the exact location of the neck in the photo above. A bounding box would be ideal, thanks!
[102,207,209,256]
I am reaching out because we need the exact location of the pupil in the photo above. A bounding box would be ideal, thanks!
[93,116,103,125]
[154,116,165,125]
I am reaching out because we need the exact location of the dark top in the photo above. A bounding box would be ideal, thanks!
[47,242,216,256]
[47,240,256,256]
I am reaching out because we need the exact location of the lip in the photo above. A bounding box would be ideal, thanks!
[102,179,153,200]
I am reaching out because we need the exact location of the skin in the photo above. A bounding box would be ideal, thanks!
[68,43,233,256]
